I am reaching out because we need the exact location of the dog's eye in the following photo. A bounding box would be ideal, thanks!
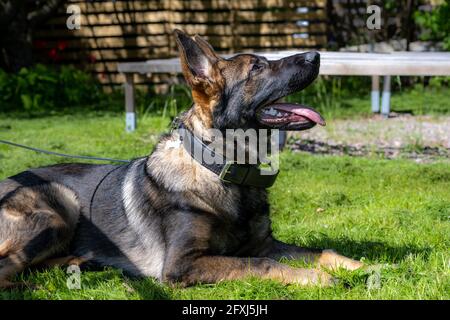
[251,64,263,72]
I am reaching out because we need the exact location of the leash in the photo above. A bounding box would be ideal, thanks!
[0,139,131,163]
[89,165,125,222]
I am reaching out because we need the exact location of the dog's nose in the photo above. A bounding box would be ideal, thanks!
[305,52,320,64]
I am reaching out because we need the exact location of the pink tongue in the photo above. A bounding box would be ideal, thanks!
[271,103,326,126]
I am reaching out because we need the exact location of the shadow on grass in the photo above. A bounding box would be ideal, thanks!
[1,236,432,300]
[126,277,171,300]
[305,237,432,263]
[0,269,171,300]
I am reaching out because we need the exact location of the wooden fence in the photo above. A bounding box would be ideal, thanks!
[33,0,327,89]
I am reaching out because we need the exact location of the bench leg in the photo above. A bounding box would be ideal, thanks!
[125,73,136,132]
[371,76,380,113]
[381,75,391,117]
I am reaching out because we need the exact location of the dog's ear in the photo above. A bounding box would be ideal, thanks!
[174,29,218,87]
[193,34,220,61]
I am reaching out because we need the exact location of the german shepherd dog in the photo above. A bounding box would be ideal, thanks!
[0,30,363,289]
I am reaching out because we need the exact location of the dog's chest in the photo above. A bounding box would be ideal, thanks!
[207,188,272,255]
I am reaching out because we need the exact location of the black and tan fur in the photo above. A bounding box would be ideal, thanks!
[0,30,363,289]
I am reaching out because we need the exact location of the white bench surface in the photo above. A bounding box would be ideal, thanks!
[118,51,450,76]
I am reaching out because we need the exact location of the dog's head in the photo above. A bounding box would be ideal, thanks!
[174,29,325,131]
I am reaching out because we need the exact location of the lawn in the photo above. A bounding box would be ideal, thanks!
[0,109,449,300]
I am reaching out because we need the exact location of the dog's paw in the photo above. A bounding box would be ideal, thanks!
[319,249,364,271]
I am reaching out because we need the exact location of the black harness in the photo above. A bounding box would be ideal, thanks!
[177,123,279,188]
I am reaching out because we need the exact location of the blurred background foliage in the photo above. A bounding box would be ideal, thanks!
[0,64,105,113]
[0,0,448,115]
[1,62,448,121]
[414,0,450,49]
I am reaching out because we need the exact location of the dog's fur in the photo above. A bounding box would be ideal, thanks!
[0,30,362,288]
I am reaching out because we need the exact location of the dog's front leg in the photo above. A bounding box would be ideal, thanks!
[162,255,334,287]
[257,238,363,271]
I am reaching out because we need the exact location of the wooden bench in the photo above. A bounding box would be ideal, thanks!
[118,51,450,132]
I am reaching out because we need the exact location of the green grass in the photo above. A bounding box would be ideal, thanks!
[0,110,449,300]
